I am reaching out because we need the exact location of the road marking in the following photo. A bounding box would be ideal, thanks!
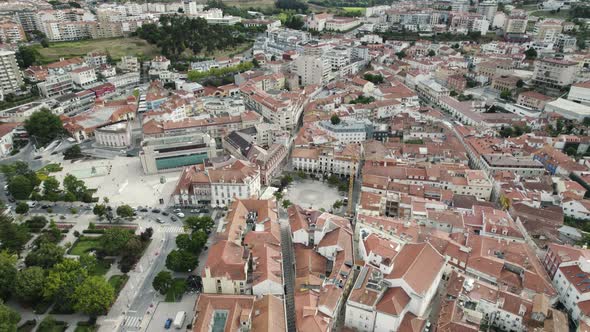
[123,315,142,328]
[161,226,186,233]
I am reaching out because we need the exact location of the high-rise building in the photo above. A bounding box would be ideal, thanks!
[477,0,498,22]
[0,51,23,98]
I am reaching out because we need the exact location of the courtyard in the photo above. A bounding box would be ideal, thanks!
[284,178,345,211]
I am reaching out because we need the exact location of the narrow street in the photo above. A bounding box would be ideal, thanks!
[280,218,296,332]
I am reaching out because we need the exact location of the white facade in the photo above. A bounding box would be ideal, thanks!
[293,55,330,86]
[0,51,23,97]
[107,72,140,88]
[70,67,97,88]
[210,174,261,207]
[95,121,131,148]
[562,200,590,220]
[568,84,590,106]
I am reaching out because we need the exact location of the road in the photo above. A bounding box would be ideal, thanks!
[280,217,296,332]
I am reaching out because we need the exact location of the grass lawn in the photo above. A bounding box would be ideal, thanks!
[165,278,187,302]
[108,274,129,296]
[224,0,275,8]
[33,37,160,64]
[90,258,112,276]
[69,236,102,256]
[74,327,97,332]
[341,7,366,13]
[530,9,571,19]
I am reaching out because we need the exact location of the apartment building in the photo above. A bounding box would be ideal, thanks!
[293,55,330,86]
[532,58,578,89]
[69,66,97,88]
[0,51,23,98]
[517,90,554,110]
[0,21,26,43]
[37,72,73,98]
[504,11,528,35]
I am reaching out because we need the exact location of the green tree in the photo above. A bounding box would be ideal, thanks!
[63,145,82,160]
[15,202,29,215]
[0,216,30,253]
[152,270,173,295]
[0,252,17,301]
[23,109,64,147]
[116,205,134,218]
[184,216,214,232]
[0,300,20,331]
[25,242,64,269]
[524,47,537,60]
[428,50,436,56]
[500,90,512,100]
[15,46,40,69]
[93,204,107,218]
[73,276,115,317]
[63,174,87,200]
[8,175,33,200]
[43,176,61,201]
[44,259,88,310]
[516,79,524,88]
[330,114,341,125]
[395,50,406,59]
[282,199,292,208]
[166,250,198,272]
[14,267,45,304]
[100,229,132,256]
[79,254,97,272]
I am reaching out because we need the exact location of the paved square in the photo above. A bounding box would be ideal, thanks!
[54,157,180,208]
[284,179,344,211]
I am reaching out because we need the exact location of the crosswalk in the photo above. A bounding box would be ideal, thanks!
[123,315,142,329]
[161,225,186,233]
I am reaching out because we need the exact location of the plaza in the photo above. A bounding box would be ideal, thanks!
[284,178,344,211]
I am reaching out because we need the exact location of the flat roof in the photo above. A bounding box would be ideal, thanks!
[547,98,590,115]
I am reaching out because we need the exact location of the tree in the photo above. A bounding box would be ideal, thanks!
[500,90,511,100]
[0,300,20,331]
[9,175,33,200]
[153,270,173,295]
[74,276,115,317]
[25,242,64,269]
[280,174,293,188]
[63,174,87,200]
[63,145,83,160]
[566,146,578,156]
[140,227,154,242]
[116,205,134,218]
[428,50,436,56]
[176,231,206,253]
[43,176,61,201]
[44,259,88,311]
[15,46,40,69]
[363,73,384,84]
[185,216,214,232]
[0,216,30,253]
[0,252,17,301]
[284,15,304,30]
[93,204,107,218]
[274,191,283,201]
[282,200,292,208]
[516,79,524,88]
[330,114,341,125]
[166,250,198,272]
[14,267,45,304]
[15,202,29,215]
[395,50,406,59]
[23,109,64,147]
[100,229,132,256]
[524,47,537,60]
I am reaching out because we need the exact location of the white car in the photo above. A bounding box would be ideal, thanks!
[176,212,185,218]
[173,209,181,213]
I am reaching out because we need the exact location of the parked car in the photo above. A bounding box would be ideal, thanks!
[176,212,185,218]
[41,205,50,209]
[164,318,172,329]
[140,208,148,212]
[161,211,169,216]
[152,209,161,213]
[199,208,209,214]
[173,209,181,213]
[156,218,164,224]
[171,216,177,222]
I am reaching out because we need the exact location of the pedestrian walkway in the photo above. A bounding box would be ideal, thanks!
[123,315,142,329]
[161,225,185,233]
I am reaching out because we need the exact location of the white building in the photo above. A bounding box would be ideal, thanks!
[293,55,330,86]
[568,81,590,106]
[545,98,590,121]
[562,199,590,220]
[318,119,370,144]
[532,58,578,89]
[94,121,131,148]
[0,50,23,98]
[117,56,139,73]
[69,66,97,88]
[107,72,140,88]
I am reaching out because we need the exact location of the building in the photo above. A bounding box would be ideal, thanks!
[0,51,23,98]
[139,132,217,174]
[94,120,131,148]
[69,66,97,88]
[107,72,140,88]
[491,75,520,92]
[545,98,590,121]
[416,79,450,104]
[0,22,26,44]
[293,55,330,86]
[532,58,578,89]
[171,158,261,207]
[562,199,590,221]
[517,91,554,110]
[568,81,590,106]
[0,122,19,157]
[0,101,49,122]
[117,56,139,73]
[477,1,498,22]
[318,119,372,144]
[504,11,528,35]
[37,72,73,98]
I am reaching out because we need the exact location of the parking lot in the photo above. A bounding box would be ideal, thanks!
[145,294,198,332]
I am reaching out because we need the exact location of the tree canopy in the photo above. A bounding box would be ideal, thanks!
[0,300,20,331]
[100,229,133,256]
[166,249,198,272]
[73,276,115,317]
[25,242,64,269]
[23,109,64,147]
[15,266,46,304]
[184,216,214,232]
[116,205,134,218]
[0,252,17,301]
[153,270,173,295]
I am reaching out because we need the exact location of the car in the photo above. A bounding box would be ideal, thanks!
[156,218,164,224]
[151,209,161,213]
[8,197,15,203]
[140,208,148,212]
[173,209,181,213]
[171,216,177,222]
[190,209,198,213]
[176,212,185,218]
[33,156,42,160]
[164,318,172,329]
[199,208,209,214]
[41,205,50,209]
[161,211,169,216]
